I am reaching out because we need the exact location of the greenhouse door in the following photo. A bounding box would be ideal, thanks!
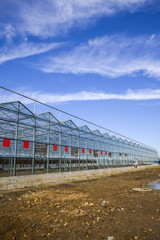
[35,143,47,169]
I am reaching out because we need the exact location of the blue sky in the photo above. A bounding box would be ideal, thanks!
[0,0,160,154]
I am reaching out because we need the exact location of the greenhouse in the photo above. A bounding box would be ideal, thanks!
[0,101,158,177]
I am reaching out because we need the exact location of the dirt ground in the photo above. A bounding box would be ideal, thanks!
[0,166,160,240]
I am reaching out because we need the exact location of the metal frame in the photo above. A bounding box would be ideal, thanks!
[0,101,158,176]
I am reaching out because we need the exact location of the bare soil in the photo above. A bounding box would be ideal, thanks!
[0,166,160,240]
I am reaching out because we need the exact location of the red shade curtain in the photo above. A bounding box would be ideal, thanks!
[23,141,29,149]
[65,146,68,152]
[3,139,10,147]
[53,145,57,151]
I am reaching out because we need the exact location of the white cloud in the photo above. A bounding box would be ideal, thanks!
[0,0,152,38]
[19,0,148,37]
[0,41,63,64]
[1,1,159,77]
[1,88,160,104]
[39,34,160,78]
[3,24,16,42]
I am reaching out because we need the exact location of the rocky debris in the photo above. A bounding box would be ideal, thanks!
[132,188,153,192]
[89,203,94,207]
[101,200,106,207]
[26,200,30,205]
[22,189,88,203]
[64,222,68,227]
[73,209,87,216]
[97,217,101,222]
[108,236,115,240]
[83,202,94,207]
[110,207,115,212]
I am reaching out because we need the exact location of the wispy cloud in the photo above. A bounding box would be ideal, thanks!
[0,41,63,64]
[1,88,160,104]
[39,34,160,78]
[1,1,159,77]
[1,24,16,42]
[0,0,155,39]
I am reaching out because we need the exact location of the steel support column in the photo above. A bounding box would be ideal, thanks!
[47,116,50,174]
[32,117,36,175]
[13,103,19,176]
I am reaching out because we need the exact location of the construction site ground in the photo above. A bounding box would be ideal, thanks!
[0,166,160,240]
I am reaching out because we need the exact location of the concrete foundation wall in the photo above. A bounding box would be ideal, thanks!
[0,165,154,191]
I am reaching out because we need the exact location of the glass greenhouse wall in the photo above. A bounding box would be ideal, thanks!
[0,101,158,177]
